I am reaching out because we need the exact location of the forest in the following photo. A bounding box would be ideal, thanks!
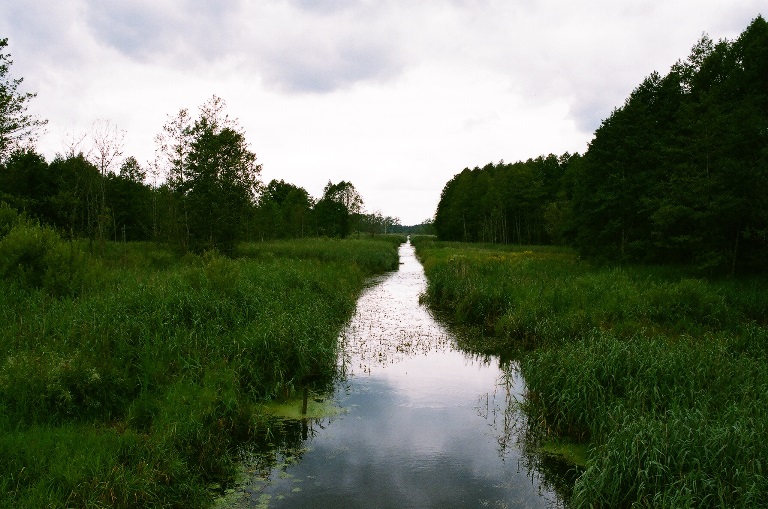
[0,38,403,257]
[0,36,410,508]
[435,16,768,274]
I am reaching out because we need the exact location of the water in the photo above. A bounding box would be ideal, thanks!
[234,240,566,508]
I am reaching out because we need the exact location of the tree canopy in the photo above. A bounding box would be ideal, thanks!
[0,38,47,161]
[435,15,768,273]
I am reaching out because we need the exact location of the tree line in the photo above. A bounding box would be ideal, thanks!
[435,15,768,273]
[0,39,401,255]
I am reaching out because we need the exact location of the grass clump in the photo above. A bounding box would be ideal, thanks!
[413,236,768,508]
[0,226,401,508]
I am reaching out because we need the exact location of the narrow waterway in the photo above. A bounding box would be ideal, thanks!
[238,240,566,508]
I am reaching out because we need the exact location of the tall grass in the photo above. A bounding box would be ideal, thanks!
[237,234,404,275]
[0,216,401,508]
[413,236,768,508]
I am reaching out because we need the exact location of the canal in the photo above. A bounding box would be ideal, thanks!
[228,239,566,508]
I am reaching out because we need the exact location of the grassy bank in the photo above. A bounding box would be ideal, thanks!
[0,211,401,508]
[413,236,768,508]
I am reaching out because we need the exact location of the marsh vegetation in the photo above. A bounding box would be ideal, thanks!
[414,236,768,508]
[0,212,402,508]
[218,239,568,509]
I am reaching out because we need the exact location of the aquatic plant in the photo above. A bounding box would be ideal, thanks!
[413,236,768,508]
[0,234,400,508]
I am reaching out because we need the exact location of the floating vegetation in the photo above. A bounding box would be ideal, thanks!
[261,393,346,421]
[0,236,401,509]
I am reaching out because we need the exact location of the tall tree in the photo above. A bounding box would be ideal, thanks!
[107,157,152,241]
[0,38,47,161]
[314,181,363,237]
[46,154,101,238]
[183,96,261,254]
[88,119,125,245]
[569,16,768,272]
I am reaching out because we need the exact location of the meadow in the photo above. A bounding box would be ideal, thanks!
[413,236,768,508]
[0,206,403,508]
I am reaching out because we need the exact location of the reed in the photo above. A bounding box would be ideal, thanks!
[0,222,401,508]
[413,236,768,508]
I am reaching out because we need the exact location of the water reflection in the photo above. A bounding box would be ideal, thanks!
[235,240,568,508]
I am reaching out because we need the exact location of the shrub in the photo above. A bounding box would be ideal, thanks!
[0,221,91,297]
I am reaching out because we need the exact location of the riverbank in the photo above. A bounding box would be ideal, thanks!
[218,238,566,509]
[413,236,768,508]
[0,218,403,508]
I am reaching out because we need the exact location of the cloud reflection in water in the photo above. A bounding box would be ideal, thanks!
[246,241,565,509]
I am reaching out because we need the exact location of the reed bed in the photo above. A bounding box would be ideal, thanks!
[413,236,768,508]
[0,217,401,508]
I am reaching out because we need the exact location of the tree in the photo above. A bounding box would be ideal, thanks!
[119,156,146,183]
[312,198,348,237]
[0,148,50,217]
[321,180,363,215]
[153,107,193,190]
[150,96,262,253]
[152,108,194,248]
[314,181,364,237]
[183,96,261,254]
[47,154,101,238]
[88,119,125,245]
[568,16,768,272]
[107,157,152,241]
[257,179,313,239]
[0,38,47,161]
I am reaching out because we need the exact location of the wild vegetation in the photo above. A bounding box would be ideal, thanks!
[0,37,403,251]
[414,236,768,508]
[0,204,401,508]
[426,17,768,506]
[435,16,768,274]
[0,30,409,508]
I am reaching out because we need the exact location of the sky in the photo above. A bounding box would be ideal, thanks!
[0,1,763,225]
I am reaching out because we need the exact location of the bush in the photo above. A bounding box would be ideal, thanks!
[0,220,91,297]
[0,201,21,239]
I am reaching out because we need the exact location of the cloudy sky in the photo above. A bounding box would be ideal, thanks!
[0,1,762,224]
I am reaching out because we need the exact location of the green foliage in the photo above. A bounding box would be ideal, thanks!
[0,237,400,508]
[156,96,262,255]
[254,179,314,240]
[0,216,91,296]
[237,236,403,275]
[107,166,153,242]
[434,154,579,245]
[184,113,260,254]
[415,238,768,508]
[311,197,349,237]
[571,16,768,272]
[0,200,20,236]
[0,38,47,160]
[525,331,768,509]
[434,16,768,274]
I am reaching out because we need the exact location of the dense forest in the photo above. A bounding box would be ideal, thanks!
[0,38,403,255]
[435,16,768,274]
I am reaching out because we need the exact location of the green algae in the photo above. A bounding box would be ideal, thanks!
[261,394,346,421]
[539,440,590,468]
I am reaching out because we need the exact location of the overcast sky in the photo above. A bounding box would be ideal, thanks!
[0,1,762,224]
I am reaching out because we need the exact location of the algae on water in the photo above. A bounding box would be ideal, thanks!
[261,394,346,421]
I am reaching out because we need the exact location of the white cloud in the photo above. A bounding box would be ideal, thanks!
[0,0,764,224]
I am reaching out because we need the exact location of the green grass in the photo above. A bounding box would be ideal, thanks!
[0,221,401,508]
[413,236,768,509]
[237,235,404,275]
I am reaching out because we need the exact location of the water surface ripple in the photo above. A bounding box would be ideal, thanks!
[244,240,564,509]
